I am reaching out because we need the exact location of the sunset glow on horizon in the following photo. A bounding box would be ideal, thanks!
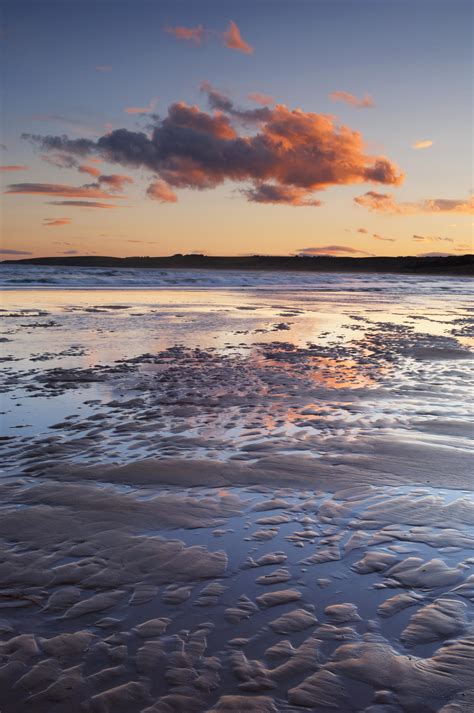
[1,0,472,259]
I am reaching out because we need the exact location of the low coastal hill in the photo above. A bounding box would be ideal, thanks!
[2,253,473,276]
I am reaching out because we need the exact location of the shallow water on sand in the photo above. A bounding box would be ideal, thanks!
[0,275,473,712]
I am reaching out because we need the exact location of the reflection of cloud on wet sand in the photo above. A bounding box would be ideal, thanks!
[0,279,472,712]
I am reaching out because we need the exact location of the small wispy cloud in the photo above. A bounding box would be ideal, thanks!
[42,217,72,227]
[248,92,274,106]
[78,164,101,177]
[146,179,177,203]
[6,182,120,199]
[413,139,433,150]
[165,25,205,45]
[329,91,375,109]
[412,234,454,242]
[0,248,33,255]
[222,21,253,54]
[373,233,395,242]
[165,20,253,54]
[0,165,29,171]
[95,65,112,72]
[298,245,373,257]
[47,200,120,209]
[124,98,158,115]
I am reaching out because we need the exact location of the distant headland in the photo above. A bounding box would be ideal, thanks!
[2,253,473,276]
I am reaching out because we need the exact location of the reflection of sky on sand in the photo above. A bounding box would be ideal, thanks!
[256,354,379,389]
[2,286,472,362]
[1,284,473,459]
[1,278,473,712]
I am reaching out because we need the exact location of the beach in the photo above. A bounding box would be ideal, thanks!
[0,266,473,712]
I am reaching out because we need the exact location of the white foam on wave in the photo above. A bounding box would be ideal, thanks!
[1,263,473,294]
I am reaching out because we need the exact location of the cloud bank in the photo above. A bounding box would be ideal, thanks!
[24,92,403,206]
[355,191,473,214]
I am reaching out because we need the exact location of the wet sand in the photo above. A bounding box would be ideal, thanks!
[0,280,473,712]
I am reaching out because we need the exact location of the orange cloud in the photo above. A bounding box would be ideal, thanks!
[26,97,403,206]
[357,227,368,234]
[413,139,433,149]
[78,163,101,177]
[164,25,204,45]
[42,217,72,227]
[146,179,177,203]
[355,191,474,214]
[248,92,274,106]
[165,21,253,54]
[329,91,375,109]
[0,165,29,171]
[124,98,157,115]
[298,245,374,256]
[5,183,119,199]
[222,21,253,54]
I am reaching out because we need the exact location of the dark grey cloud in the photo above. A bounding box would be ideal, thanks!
[200,82,272,123]
[47,201,119,208]
[372,233,395,242]
[243,183,322,206]
[23,95,403,206]
[6,182,118,198]
[298,245,374,256]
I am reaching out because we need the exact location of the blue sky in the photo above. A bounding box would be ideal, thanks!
[1,0,472,258]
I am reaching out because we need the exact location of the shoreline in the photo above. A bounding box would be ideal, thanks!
[2,253,473,277]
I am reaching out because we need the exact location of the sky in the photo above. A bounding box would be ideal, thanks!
[1,0,472,259]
